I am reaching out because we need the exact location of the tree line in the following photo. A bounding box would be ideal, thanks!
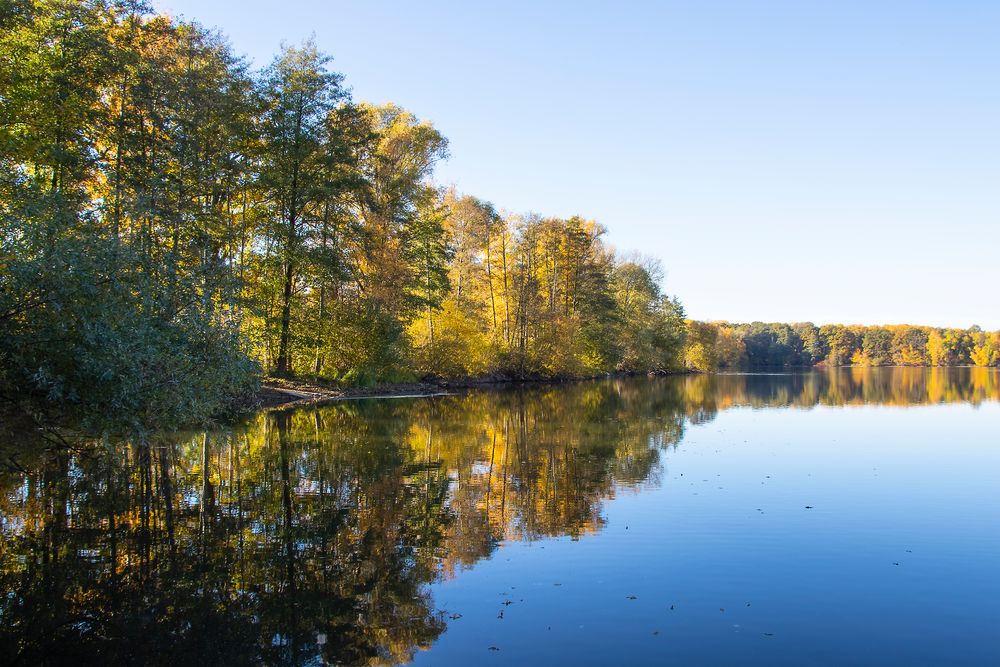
[683,321,1000,371]
[1,0,686,428]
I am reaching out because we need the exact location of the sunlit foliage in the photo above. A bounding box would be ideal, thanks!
[686,322,1000,370]
[1,1,688,430]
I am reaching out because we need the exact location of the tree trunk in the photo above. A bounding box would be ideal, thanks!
[276,259,294,374]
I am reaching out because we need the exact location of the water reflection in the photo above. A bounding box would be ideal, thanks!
[1,368,998,665]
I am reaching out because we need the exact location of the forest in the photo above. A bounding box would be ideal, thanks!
[0,0,686,428]
[2,1,998,430]
[684,321,1000,371]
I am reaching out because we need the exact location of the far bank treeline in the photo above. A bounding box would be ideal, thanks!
[1,1,685,426]
[684,321,1000,371]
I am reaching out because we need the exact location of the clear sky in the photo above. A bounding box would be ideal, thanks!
[154,0,1000,329]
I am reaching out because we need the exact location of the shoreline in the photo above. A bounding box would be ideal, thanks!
[255,364,998,412]
[255,371,693,411]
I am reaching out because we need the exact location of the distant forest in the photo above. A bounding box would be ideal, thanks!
[1,2,997,429]
[685,322,1000,371]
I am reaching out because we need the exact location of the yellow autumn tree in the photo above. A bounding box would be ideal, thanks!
[684,321,719,371]
[970,331,1000,367]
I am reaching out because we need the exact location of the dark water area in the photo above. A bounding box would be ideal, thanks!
[2,368,999,666]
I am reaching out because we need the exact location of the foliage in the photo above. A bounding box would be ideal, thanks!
[686,321,1000,371]
[0,1,259,431]
[1,1,690,430]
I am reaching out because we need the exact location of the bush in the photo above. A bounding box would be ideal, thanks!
[1,205,259,433]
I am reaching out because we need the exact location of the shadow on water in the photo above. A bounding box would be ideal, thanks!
[1,367,998,665]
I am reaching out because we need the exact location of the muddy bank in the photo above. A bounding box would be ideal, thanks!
[257,378,452,410]
[256,370,694,411]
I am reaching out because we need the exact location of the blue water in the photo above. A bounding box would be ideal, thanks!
[416,402,1000,665]
[2,369,999,665]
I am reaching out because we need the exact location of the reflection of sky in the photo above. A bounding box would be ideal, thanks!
[420,403,1000,666]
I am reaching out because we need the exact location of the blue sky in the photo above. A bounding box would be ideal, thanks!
[155,1,1000,328]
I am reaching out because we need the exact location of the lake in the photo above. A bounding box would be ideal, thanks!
[2,368,999,666]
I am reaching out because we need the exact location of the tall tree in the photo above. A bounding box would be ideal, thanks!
[258,39,347,374]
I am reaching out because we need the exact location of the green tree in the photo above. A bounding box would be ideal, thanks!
[257,39,348,374]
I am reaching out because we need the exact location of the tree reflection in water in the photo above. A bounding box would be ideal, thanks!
[1,368,998,665]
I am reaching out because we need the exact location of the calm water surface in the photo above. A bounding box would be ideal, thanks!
[2,369,999,665]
